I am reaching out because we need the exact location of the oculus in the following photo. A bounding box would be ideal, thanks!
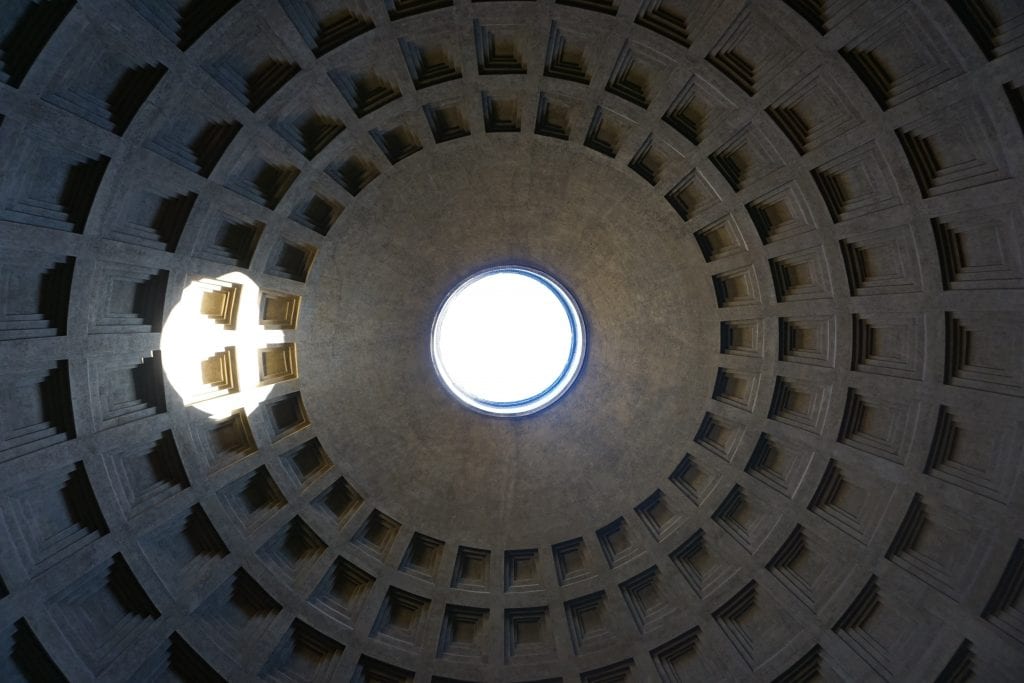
[431,266,586,416]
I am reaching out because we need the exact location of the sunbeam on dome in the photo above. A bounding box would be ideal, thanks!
[160,271,289,418]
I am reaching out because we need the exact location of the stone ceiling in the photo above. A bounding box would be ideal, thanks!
[0,0,1023,680]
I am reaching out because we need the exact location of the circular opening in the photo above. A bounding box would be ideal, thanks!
[431,266,586,416]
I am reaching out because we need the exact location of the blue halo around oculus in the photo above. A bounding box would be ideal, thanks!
[431,266,586,417]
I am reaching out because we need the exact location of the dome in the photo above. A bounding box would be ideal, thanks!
[0,0,1023,680]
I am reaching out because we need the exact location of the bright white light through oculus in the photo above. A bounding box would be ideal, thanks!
[431,266,585,416]
[161,271,285,419]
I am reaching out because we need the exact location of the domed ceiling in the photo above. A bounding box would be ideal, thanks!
[1,0,1023,681]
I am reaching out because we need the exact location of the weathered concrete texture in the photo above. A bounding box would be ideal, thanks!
[0,0,1023,681]
[305,140,715,546]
